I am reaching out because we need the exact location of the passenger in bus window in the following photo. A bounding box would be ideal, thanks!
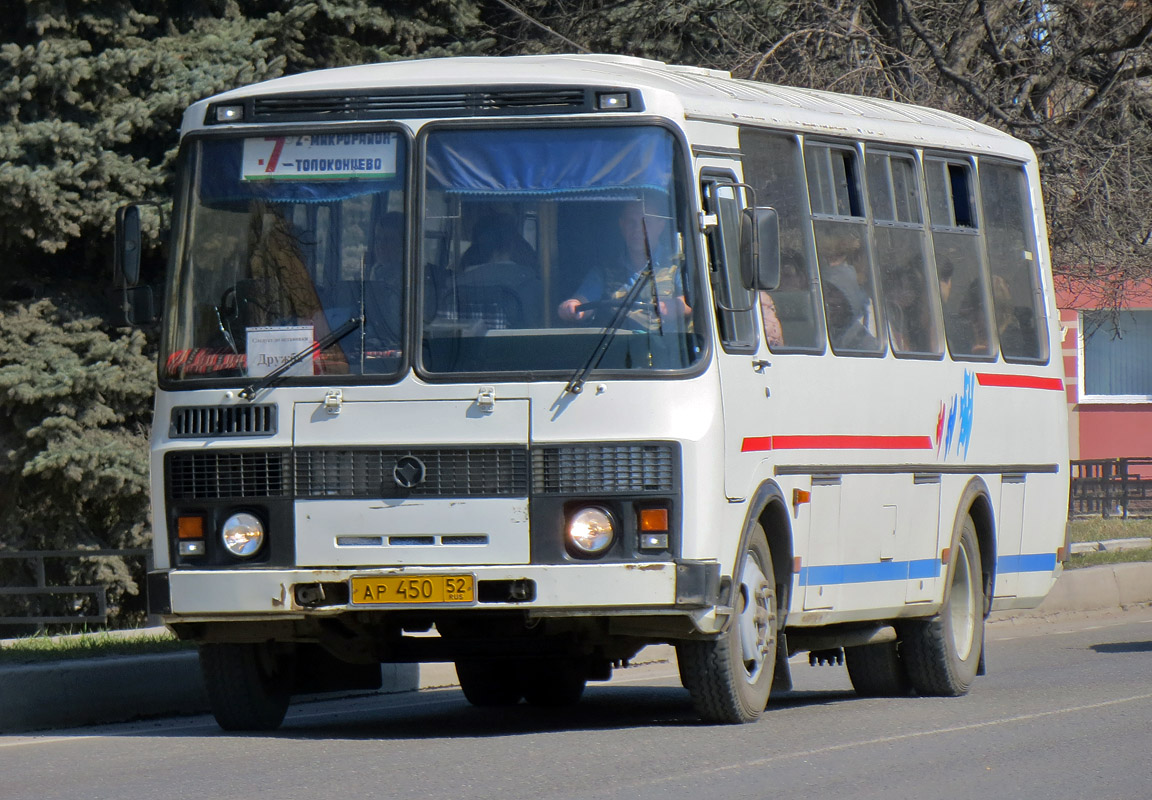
[445,211,542,329]
[817,225,876,331]
[953,280,992,355]
[557,201,689,324]
[759,291,784,347]
[822,262,879,351]
[885,259,934,353]
[362,212,405,350]
[312,212,404,367]
[460,212,537,270]
[937,255,955,306]
[991,274,1038,359]
[367,212,403,280]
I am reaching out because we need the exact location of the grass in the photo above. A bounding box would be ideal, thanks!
[1067,517,1152,543]
[0,629,193,665]
[1066,517,1152,569]
[1067,547,1152,569]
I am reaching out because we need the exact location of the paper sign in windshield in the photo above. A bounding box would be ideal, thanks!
[246,325,315,377]
[242,134,398,181]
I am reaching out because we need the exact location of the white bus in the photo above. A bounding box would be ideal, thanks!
[122,54,1070,730]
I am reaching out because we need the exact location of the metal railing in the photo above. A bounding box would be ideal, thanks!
[1069,458,1152,519]
[0,548,152,631]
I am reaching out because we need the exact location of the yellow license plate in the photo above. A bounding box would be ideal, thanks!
[350,574,475,605]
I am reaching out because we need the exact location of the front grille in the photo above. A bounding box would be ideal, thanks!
[295,448,529,498]
[167,450,291,500]
[170,405,277,438]
[166,443,678,500]
[252,88,590,121]
[533,443,678,494]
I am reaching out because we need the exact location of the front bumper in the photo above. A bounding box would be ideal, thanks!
[148,560,721,620]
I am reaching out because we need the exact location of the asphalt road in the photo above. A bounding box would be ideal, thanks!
[3,606,1151,800]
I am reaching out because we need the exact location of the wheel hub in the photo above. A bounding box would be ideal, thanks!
[737,554,775,682]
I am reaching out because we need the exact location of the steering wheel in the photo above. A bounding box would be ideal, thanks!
[574,298,655,324]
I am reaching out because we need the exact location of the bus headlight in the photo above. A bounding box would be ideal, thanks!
[221,512,265,557]
[566,506,615,557]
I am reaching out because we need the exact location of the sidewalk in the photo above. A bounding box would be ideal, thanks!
[3,561,1151,734]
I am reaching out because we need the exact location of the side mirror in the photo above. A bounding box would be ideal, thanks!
[115,205,142,287]
[739,207,781,292]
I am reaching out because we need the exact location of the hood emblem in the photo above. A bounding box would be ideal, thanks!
[393,455,427,489]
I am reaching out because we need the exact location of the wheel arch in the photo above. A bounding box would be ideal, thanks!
[733,480,794,625]
[951,477,996,617]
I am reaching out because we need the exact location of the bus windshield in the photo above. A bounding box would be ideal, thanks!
[163,131,409,382]
[162,124,703,383]
[419,125,702,376]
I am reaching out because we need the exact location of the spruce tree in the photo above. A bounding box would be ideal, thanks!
[0,299,154,624]
[0,0,486,627]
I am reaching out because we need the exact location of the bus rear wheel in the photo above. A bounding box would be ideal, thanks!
[845,641,911,697]
[199,642,293,731]
[900,517,984,696]
[677,524,777,724]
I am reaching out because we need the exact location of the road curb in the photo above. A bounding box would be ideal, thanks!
[989,562,1152,620]
[3,563,1151,734]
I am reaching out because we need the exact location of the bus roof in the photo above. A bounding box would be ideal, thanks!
[184,54,1033,159]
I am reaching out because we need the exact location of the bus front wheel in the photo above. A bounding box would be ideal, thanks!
[899,516,984,696]
[455,659,523,707]
[520,658,587,707]
[677,523,777,723]
[199,642,293,731]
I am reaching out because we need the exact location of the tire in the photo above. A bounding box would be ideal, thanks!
[520,659,587,708]
[677,523,777,724]
[455,659,523,707]
[199,642,293,732]
[845,641,912,697]
[900,516,984,696]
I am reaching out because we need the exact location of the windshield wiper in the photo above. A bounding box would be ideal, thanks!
[239,315,363,401]
[564,267,653,395]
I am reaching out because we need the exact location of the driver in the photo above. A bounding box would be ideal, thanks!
[556,201,690,324]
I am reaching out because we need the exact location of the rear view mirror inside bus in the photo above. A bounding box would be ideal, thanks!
[739,206,781,291]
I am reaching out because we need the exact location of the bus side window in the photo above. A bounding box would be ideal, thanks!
[979,161,1048,363]
[739,129,825,353]
[925,157,995,360]
[866,151,944,358]
[702,179,758,352]
[806,142,885,356]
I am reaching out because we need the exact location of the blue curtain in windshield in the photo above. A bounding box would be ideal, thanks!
[425,127,675,200]
[195,137,404,205]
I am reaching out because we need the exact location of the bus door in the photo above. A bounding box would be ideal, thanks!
[700,175,774,501]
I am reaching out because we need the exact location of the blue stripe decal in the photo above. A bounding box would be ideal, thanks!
[798,553,1056,587]
[798,559,940,587]
[997,553,1058,574]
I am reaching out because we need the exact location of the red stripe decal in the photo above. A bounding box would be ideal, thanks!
[741,435,934,452]
[976,373,1064,391]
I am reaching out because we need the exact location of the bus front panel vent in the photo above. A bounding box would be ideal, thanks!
[251,88,599,121]
[170,404,277,438]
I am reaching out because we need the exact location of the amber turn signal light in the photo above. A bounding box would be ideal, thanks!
[177,516,205,539]
[638,508,669,532]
